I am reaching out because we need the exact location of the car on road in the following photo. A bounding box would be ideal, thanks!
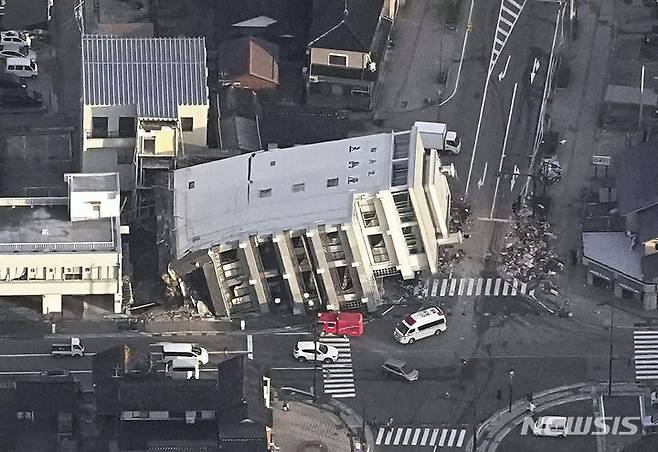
[0,31,31,49]
[381,358,419,382]
[0,45,35,61]
[394,306,447,344]
[293,341,339,364]
[1,89,42,108]
[5,57,38,78]
[532,416,568,437]
[156,342,209,365]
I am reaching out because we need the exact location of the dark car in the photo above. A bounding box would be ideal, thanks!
[0,72,26,89]
[0,88,42,107]
[382,358,419,382]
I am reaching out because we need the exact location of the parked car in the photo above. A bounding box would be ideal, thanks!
[5,57,37,78]
[0,45,36,60]
[0,73,26,89]
[0,31,31,49]
[293,341,339,364]
[394,307,447,344]
[1,89,42,107]
[317,311,363,337]
[164,357,200,380]
[381,359,419,382]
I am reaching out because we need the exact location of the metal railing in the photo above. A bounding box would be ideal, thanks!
[0,197,68,207]
[0,241,116,252]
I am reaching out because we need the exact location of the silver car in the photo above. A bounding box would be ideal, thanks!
[382,359,419,382]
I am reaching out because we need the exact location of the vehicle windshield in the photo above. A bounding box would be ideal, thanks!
[29,61,36,70]
[191,345,201,355]
[318,343,328,354]
[396,322,410,335]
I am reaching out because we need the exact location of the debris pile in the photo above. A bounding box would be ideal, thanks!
[437,247,465,274]
[498,211,564,284]
[450,197,472,232]
[540,157,562,185]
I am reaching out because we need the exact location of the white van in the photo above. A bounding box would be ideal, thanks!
[165,358,200,380]
[533,416,568,437]
[158,342,209,364]
[394,307,447,344]
[5,57,37,78]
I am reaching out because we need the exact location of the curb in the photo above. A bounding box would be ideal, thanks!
[468,381,647,452]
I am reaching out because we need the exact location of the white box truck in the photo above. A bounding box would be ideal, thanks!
[414,121,461,154]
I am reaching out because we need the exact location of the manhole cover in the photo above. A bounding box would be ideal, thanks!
[297,440,328,452]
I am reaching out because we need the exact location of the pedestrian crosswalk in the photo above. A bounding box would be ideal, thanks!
[375,426,468,448]
[425,277,534,298]
[633,330,658,381]
[491,0,526,71]
[320,337,355,398]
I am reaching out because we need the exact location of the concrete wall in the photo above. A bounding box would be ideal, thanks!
[70,190,120,221]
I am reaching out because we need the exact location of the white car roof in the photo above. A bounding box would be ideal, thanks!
[6,57,33,65]
[160,342,200,353]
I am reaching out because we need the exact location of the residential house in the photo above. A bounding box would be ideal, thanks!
[0,173,124,314]
[581,140,658,310]
[306,0,396,110]
[218,36,280,90]
[0,375,80,452]
[93,347,272,451]
[81,35,209,191]
[169,124,461,317]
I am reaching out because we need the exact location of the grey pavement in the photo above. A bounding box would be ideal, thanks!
[469,381,647,452]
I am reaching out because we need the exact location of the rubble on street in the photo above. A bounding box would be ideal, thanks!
[498,209,564,285]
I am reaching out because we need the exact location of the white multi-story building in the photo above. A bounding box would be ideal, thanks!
[169,125,461,317]
[81,35,209,191]
[0,173,124,314]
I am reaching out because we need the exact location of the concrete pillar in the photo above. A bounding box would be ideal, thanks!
[240,237,271,313]
[613,281,622,298]
[42,294,62,315]
[113,293,122,314]
[586,271,594,286]
[342,224,380,312]
[377,192,414,279]
[273,233,305,315]
[307,228,340,311]
[643,287,658,311]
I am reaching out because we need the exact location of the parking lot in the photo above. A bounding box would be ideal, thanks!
[0,0,82,196]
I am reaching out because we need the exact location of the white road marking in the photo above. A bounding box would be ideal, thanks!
[247,334,253,360]
[490,82,518,218]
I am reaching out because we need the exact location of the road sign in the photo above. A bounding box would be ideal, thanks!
[592,155,612,166]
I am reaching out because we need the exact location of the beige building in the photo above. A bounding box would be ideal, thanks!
[81,35,209,190]
[170,125,461,317]
[0,173,124,314]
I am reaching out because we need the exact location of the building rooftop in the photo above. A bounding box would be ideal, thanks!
[0,206,116,253]
[82,35,209,118]
[309,0,384,53]
[582,231,644,282]
[67,173,119,192]
[617,139,658,215]
[173,130,418,258]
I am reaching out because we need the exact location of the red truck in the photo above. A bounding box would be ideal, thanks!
[317,311,363,337]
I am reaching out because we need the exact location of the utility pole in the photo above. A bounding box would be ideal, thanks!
[639,65,646,132]
[608,308,614,396]
[508,369,515,413]
[313,314,319,400]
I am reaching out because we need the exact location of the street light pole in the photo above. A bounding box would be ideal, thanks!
[639,65,645,132]
[608,308,614,396]
[508,370,515,413]
[313,313,318,400]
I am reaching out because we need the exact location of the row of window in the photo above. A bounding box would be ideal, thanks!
[257,178,340,198]
[90,116,193,138]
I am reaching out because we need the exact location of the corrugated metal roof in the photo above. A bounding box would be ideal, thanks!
[82,35,208,119]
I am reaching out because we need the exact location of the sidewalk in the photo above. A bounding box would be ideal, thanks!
[467,381,648,452]
[274,388,374,452]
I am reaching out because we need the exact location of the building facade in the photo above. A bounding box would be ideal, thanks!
[0,173,124,314]
[170,125,461,317]
[81,35,209,191]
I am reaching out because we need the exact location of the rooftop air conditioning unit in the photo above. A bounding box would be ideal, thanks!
[308,75,319,83]
[440,164,457,178]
